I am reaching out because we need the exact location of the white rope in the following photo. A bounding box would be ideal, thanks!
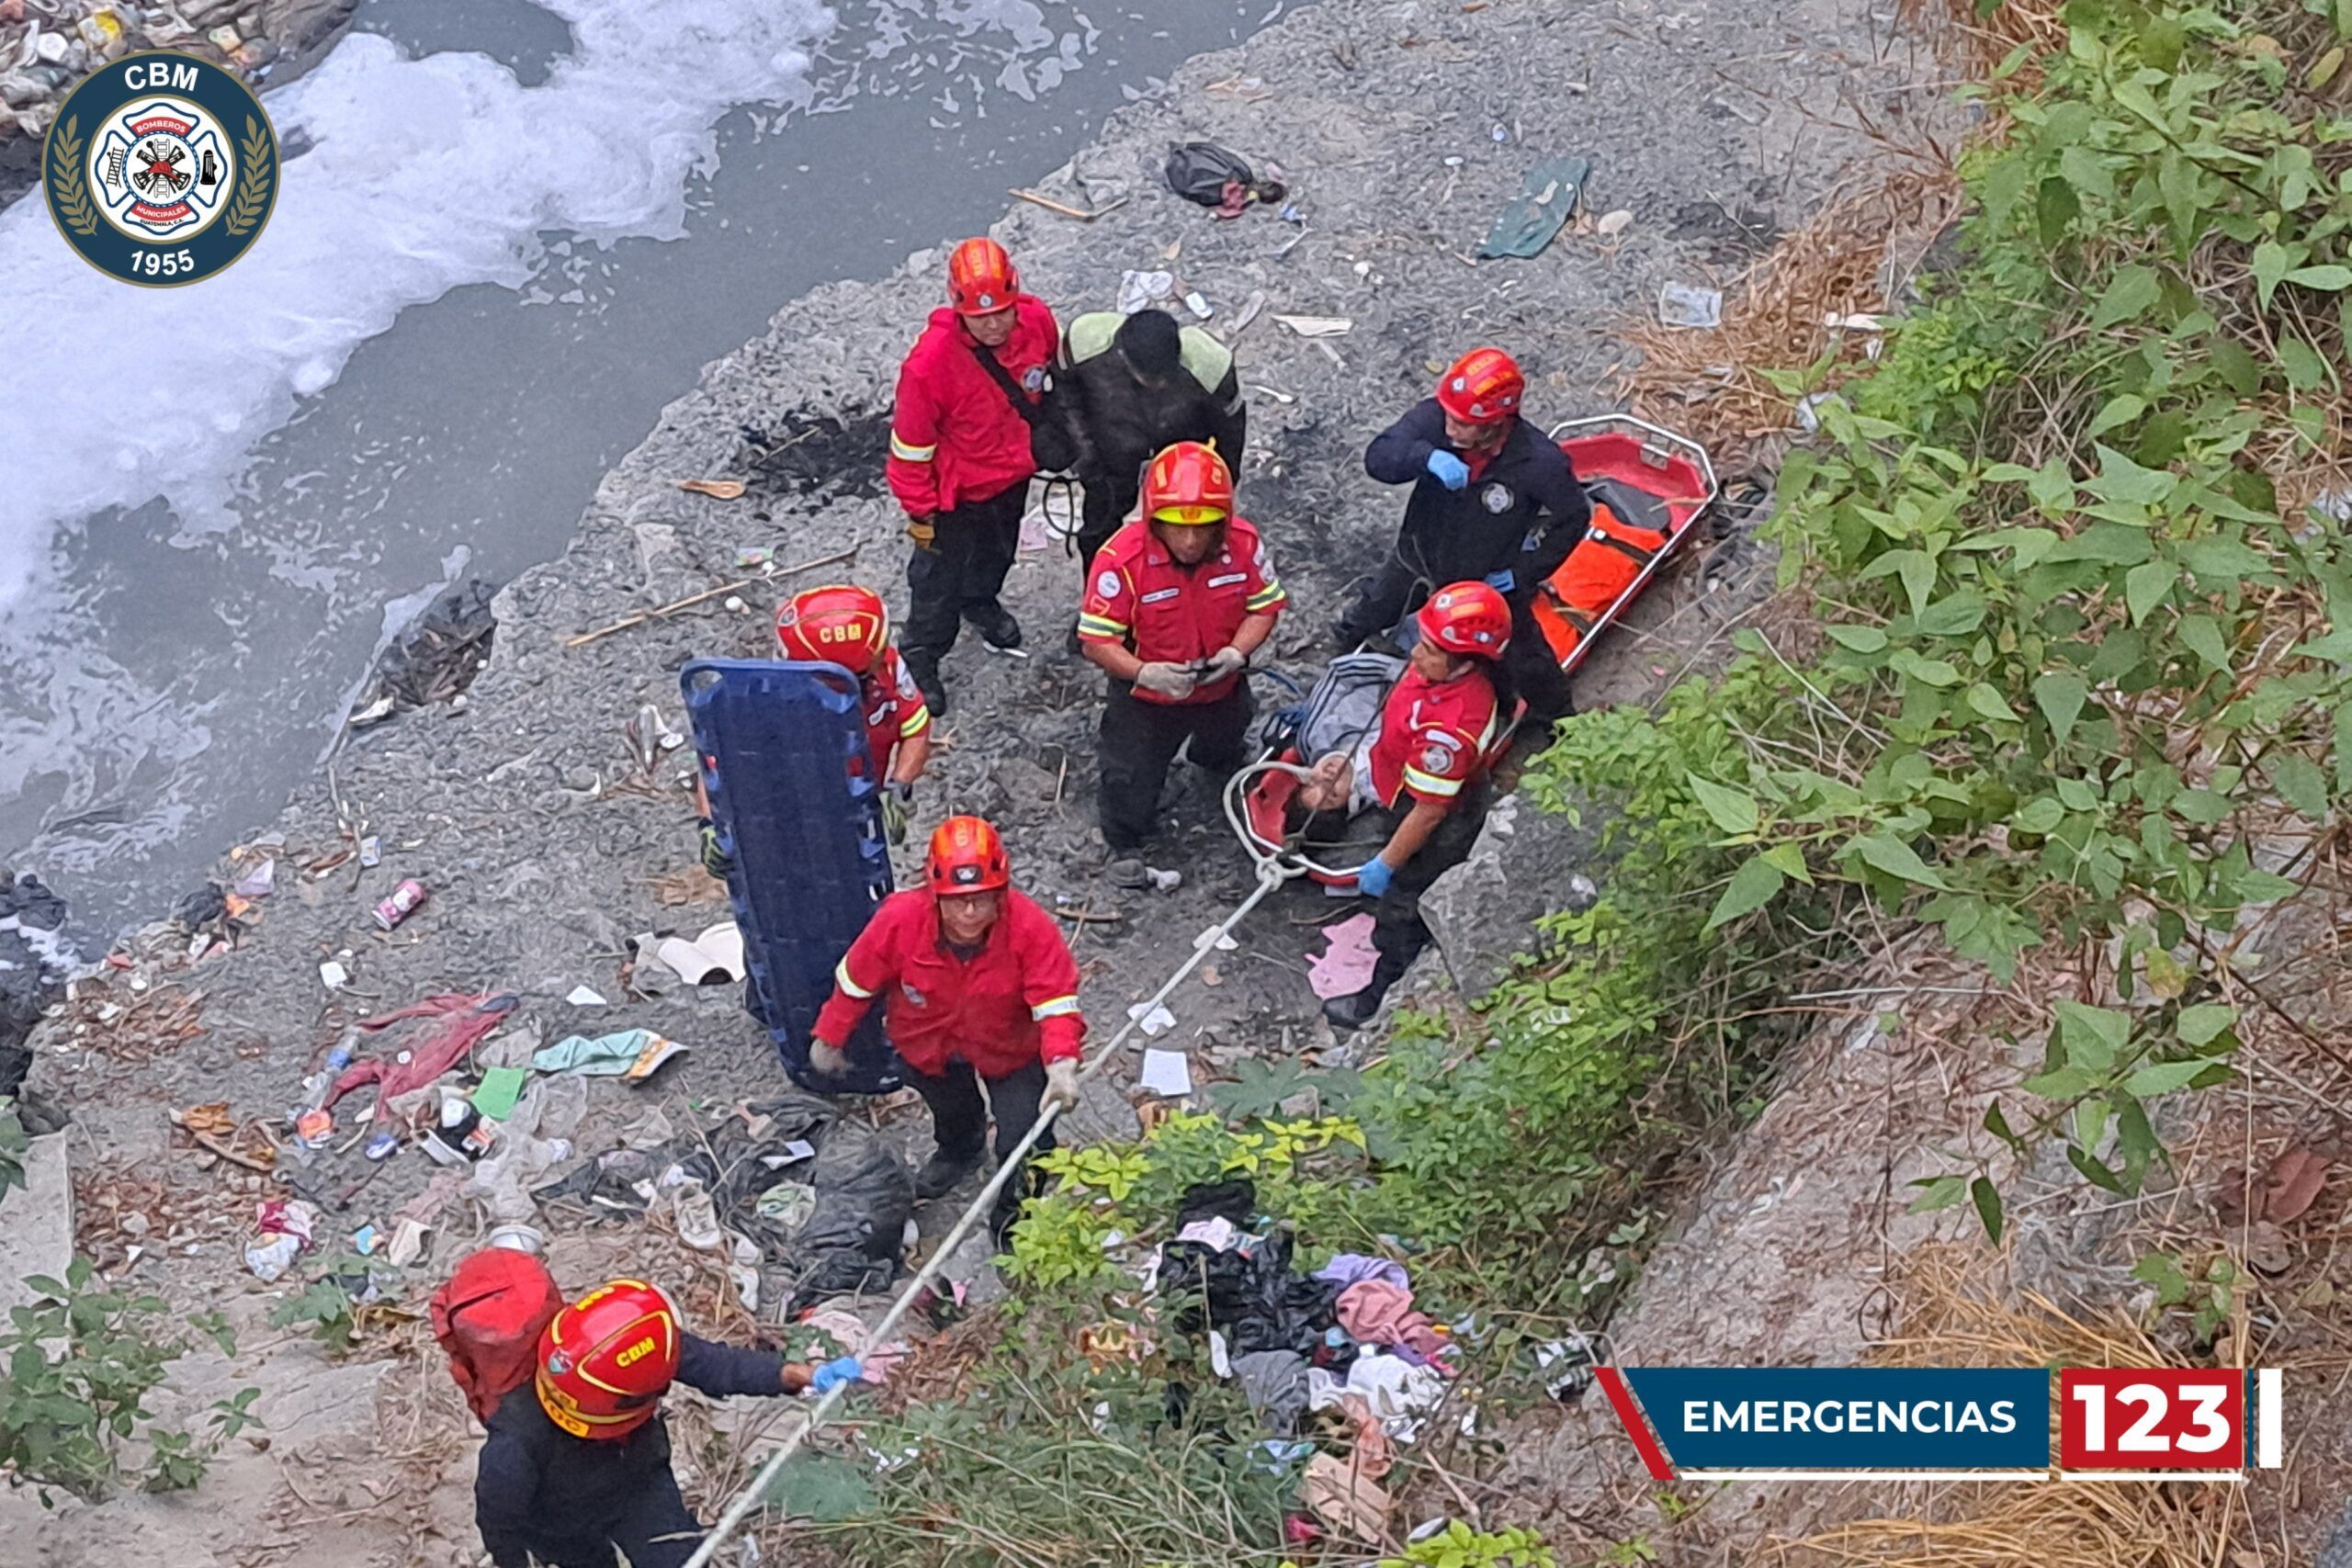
[682,854,1299,1567]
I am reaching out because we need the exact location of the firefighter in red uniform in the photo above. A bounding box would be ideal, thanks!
[697,582,934,874]
[1311,581,1511,1031]
[887,237,1059,715]
[471,1272,858,1568]
[1077,441,1285,888]
[810,816,1084,1235]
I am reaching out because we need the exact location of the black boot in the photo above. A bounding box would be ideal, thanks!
[1322,954,1407,1032]
[914,1147,979,1201]
[965,603,1023,650]
[902,649,949,717]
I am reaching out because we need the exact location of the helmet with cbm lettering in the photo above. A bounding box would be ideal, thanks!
[775,583,889,676]
[534,1279,681,1440]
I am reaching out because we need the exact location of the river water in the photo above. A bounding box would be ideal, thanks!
[0,0,1276,943]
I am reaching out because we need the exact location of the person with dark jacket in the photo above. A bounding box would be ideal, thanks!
[473,1275,859,1568]
[1047,309,1247,616]
[1336,346,1589,723]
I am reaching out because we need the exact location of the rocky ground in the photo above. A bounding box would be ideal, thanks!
[0,0,1936,1560]
[1,0,356,193]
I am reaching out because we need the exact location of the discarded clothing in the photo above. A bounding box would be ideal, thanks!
[1177,1217,1241,1253]
[1163,139,1285,216]
[1309,1352,1449,1445]
[325,993,518,1111]
[1475,154,1590,260]
[1175,1179,1258,1231]
[1158,1226,1338,1359]
[535,1028,690,1082]
[1335,1280,1452,1369]
[1232,1348,1312,1437]
[786,1125,916,1315]
[1313,1253,1408,1292]
[1302,1451,1392,1542]
[1329,1392,1395,1482]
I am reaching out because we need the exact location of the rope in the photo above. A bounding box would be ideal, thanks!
[681,854,1300,1567]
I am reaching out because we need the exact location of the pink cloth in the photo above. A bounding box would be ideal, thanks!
[1335,1279,1450,1367]
[322,992,516,1110]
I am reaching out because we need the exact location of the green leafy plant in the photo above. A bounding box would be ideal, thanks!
[0,1099,27,1205]
[269,1273,361,1355]
[0,1257,260,1501]
[1381,1521,1558,1568]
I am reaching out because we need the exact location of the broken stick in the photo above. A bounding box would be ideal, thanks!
[565,547,858,649]
[1009,187,1125,221]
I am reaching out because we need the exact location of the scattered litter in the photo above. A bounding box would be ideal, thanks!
[244,1233,301,1280]
[471,1066,530,1122]
[734,546,775,570]
[322,994,519,1112]
[565,986,608,1007]
[1139,1049,1194,1098]
[724,596,748,613]
[1272,314,1352,337]
[1533,1333,1599,1402]
[320,961,349,990]
[295,1109,334,1148]
[1126,1002,1178,1038]
[673,1180,725,1250]
[1476,154,1589,260]
[232,859,277,898]
[1193,924,1241,953]
[1117,269,1175,314]
[1596,208,1634,237]
[757,1182,819,1231]
[677,479,748,500]
[372,878,429,931]
[1008,186,1125,221]
[1308,914,1380,999]
[1794,390,1835,433]
[536,1028,692,1083]
[1146,866,1182,893]
[1657,281,1724,330]
[1303,1451,1392,1542]
[1182,290,1215,320]
[358,836,383,869]
[353,1224,379,1256]
[386,1216,431,1268]
[637,921,747,987]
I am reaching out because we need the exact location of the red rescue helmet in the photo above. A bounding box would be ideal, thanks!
[1141,441,1234,526]
[1435,346,1524,424]
[1417,581,1512,659]
[775,583,889,675]
[946,237,1019,316]
[927,815,1011,897]
[535,1279,682,1441]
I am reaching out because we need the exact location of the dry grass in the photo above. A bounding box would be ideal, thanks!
[1773,1247,2255,1568]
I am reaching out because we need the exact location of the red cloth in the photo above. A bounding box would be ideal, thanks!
[860,648,932,774]
[1334,1279,1452,1369]
[813,888,1083,1077]
[431,1248,564,1425]
[1367,663,1499,810]
[1077,516,1286,705]
[322,992,516,1110]
[885,296,1057,517]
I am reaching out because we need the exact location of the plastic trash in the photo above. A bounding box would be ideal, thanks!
[785,1125,916,1315]
[1163,140,1285,214]
[1657,282,1724,330]
[1475,155,1589,260]
[244,1233,301,1281]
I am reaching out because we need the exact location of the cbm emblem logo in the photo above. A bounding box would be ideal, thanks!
[43,51,277,287]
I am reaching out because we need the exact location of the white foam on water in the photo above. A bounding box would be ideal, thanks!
[0,0,837,610]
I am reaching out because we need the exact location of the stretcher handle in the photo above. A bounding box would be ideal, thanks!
[1547,413,1720,513]
[1222,758,1380,883]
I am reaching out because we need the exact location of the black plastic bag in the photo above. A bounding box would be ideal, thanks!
[1164,141,1285,211]
[1157,1228,1338,1358]
[785,1126,915,1314]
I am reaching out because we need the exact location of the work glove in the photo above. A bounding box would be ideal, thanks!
[1044,1057,1081,1111]
[1133,661,1199,702]
[697,821,732,880]
[879,780,913,845]
[905,513,937,550]
[1425,449,1471,491]
[1483,569,1515,594]
[809,1356,863,1395]
[1354,856,1396,898]
[1199,644,1248,685]
[808,1039,849,1077]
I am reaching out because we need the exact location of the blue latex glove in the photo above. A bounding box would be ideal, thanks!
[1483,569,1515,594]
[809,1357,862,1395]
[1425,449,1471,491]
[1355,857,1396,898]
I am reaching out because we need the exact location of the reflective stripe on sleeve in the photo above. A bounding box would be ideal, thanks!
[833,958,876,998]
[1031,995,1080,1021]
[1401,766,1464,797]
[1076,613,1129,639]
[889,434,936,462]
[1244,579,1287,612]
[899,705,932,738]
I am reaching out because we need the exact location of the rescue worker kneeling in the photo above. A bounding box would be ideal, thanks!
[1078,440,1286,889]
[809,815,1085,1237]
[1296,581,1512,1031]
[470,1270,857,1568]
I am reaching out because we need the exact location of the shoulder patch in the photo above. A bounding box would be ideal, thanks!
[1095,570,1122,599]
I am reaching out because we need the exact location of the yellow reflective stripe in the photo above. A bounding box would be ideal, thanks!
[1401,766,1463,797]
[1244,580,1286,611]
[899,705,932,738]
[1031,995,1080,1021]
[890,433,936,462]
[833,958,875,998]
[1077,614,1128,637]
